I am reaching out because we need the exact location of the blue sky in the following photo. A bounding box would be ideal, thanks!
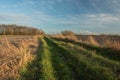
[0,0,120,34]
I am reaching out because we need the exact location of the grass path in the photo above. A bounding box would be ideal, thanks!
[19,38,57,80]
[45,37,75,80]
[19,37,75,80]
[19,37,120,80]
[40,38,57,80]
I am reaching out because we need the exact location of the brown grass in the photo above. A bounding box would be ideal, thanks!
[0,35,39,80]
[103,39,120,50]
[76,35,120,50]
[86,36,99,46]
[51,34,78,42]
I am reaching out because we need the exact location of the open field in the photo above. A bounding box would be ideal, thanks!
[76,35,120,42]
[0,35,120,80]
[76,35,120,52]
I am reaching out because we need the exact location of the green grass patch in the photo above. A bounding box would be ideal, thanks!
[47,37,120,80]
[53,37,120,61]
[45,37,75,80]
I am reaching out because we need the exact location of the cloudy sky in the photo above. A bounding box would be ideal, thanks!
[0,0,120,34]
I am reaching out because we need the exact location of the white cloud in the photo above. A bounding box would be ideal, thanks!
[0,13,32,21]
[66,14,120,25]
[86,14,97,18]
[48,0,55,4]
[0,0,36,8]
[85,14,120,24]
[35,12,80,24]
[16,0,36,6]
[80,30,98,35]
[0,13,34,26]
[35,12,56,22]
[34,12,120,26]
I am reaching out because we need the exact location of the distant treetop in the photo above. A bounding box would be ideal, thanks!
[0,24,44,35]
[61,30,75,36]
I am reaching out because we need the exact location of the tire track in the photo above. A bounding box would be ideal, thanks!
[45,37,75,80]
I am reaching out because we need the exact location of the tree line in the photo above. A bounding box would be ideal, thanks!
[0,24,44,35]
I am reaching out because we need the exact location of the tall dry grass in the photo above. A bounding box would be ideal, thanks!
[78,35,120,50]
[0,35,39,80]
[86,36,99,46]
[103,39,120,50]
[52,33,120,50]
[51,33,78,42]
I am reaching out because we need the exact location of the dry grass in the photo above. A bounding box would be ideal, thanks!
[86,36,120,50]
[76,35,120,50]
[53,33,120,51]
[0,35,39,80]
[86,36,99,46]
[103,39,120,50]
[51,34,78,42]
